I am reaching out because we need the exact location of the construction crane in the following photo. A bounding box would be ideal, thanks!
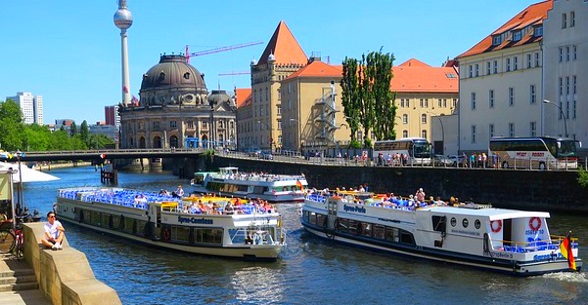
[185,41,264,64]
[218,71,250,76]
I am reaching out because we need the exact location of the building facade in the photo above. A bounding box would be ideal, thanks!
[105,105,120,127]
[391,59,459,155]
[457,1,551,153]
[280,58,348,152]
[6,92,43,125]
[543,0,588,144]
[239,21,308,151]
[119,54,237,149]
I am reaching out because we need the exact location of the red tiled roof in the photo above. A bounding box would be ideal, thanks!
[458,1,552,58]
[258,21,307,66]
[283,60,342,81]
[391,59,459,93]
[235,88,251,109]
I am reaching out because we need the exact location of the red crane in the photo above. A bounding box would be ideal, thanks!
[185,41,264,64]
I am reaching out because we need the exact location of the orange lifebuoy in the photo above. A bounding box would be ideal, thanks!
[490,220,502,233]
[162,227,171,241]
[529,217,542,231]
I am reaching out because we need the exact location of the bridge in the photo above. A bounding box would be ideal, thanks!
[8,148,208,162]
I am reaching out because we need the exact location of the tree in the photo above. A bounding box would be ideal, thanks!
[80,120,89,144]
[340,49,395,147]
[0,99,24,151]
[70,122,78,136]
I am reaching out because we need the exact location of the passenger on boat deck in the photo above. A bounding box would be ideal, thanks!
[434,196,446,206]
[415,188,425,202]
[358,185,365,192]
[224,202,235,215]
[172,185,184,198]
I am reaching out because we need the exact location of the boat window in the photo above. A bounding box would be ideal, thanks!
[90,211,101,226]
[136,220,148,236]
[385,227,399,242]
[253,186,265,194]
[450,217,457,227]
[336,218,348,232]
[101,213,110,228]
[309,212,317,225]
[373,224,385,239]
[172,226,191,243]
[347,220,359,235]
[399,230,416,245]
[316,213,327,227]
[194,228,223,245]
[237,185,248,192]
[474,219,481,229]
[361,223,373,237]
[432,216,446,233]
[462,218,469,228]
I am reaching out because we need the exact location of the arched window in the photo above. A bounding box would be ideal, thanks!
[170,135,178,148]
[421,130,427,139]
[402,114,408,124]
[139,136,146,148]
[153,136,162,148]
[403,130,408,138]
[421,114,427,124]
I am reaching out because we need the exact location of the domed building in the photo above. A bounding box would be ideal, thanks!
[119,54,237,149]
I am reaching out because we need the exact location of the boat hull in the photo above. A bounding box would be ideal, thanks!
[301,223,582,276]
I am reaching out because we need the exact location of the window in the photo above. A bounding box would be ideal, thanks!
[559,47,563,62]
[530,85,536,104]
[277,120,281,130]
[468,65,473,78]
[559,101,564,119]
[486,61,491,75]
[573,100,577,119]
[492,35,501,46]
[400,99,405,108]
[566,46,570,61]
[566,77,570,95]
[562,13,567,29]
[489,124,495,138]
[530,122,536,137]
[475,64,479,77]
[420,99,424,107]
[170,120,177,128]
[425,99,429,108]
[527,54,532,68]
[421,114,427,124]
[509,88,514,106]
[403,130,408,138]
[535,52,540,67]
[493,60,498,74]
[489,90,494,108]
[573,76,577,94]
[471,125,476,144]
[402,114,408,124]
[471,92,476,110]
[559,77,563,96]
[573,45,577,60]
[513,56,518,71]
[438,99,442,108]
[512,30,522,42]
[153,121,160,129]
[533,25,543,37]
[570,11,575,27]
[506,58,511,72]
[509,123,515,137]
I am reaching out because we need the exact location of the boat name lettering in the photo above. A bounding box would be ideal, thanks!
[487,251,513,259]
[525,229,544,235]
[343,204,366,214]
[450,229,480,236]
[533,253,557,261]
[177,216,213,225]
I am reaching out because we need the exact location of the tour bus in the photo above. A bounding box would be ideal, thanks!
[373,138,432,166]
[489,136,582,170]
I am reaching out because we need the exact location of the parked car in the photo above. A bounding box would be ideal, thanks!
[259,150,274,160]
[246,147,262,157]
[447,155,466,167]
[433,155,452,166]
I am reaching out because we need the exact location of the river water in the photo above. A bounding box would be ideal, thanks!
[22,166,588,305]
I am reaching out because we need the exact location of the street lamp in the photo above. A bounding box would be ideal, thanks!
[543,99,568,138]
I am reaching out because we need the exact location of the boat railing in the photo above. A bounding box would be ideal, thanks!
[491,236,579,253]
[208,172,305,183]
[229,228,282,246]
[58,188,182,210]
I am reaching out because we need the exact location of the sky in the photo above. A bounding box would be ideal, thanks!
[0,0,541,125]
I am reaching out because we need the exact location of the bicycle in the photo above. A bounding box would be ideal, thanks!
[0,224,24,260]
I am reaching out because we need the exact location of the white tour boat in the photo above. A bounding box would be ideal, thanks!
[191,167,307,203]
[55,187,285,260]
[300,191,581,276]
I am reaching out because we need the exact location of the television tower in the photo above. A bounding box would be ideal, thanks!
[113,0,133,106]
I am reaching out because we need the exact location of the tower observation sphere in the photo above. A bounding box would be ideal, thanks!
[114,8,133,30]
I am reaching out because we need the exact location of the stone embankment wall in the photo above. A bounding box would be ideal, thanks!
[195,156,588,214]
[24,223,121,305]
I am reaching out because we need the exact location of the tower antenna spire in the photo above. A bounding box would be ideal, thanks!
[114,0,133,106]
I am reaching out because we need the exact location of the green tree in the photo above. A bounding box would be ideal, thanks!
[22,124,52,151]
[340,49,395,147]
[578,169,588,188]
[80,120,89,144]
[70,122,78,136]
[0,99,24,151]
[86,134,115,149]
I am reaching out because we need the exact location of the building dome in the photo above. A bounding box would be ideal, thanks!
[139,54,208,106]
[208,90,231,106]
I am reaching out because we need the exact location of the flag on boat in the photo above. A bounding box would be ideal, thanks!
[559,231,576,270]
[296,180,304,190]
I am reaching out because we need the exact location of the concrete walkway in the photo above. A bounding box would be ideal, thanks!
[0,254,51,305]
